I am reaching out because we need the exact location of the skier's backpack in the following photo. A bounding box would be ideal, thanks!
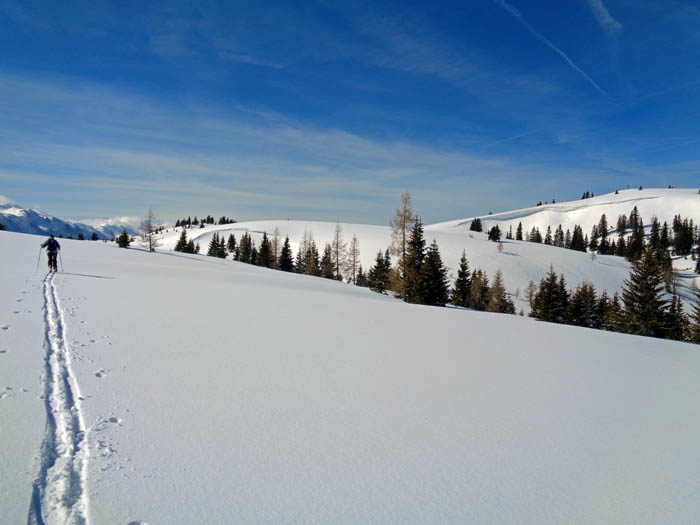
[47,238,59,251]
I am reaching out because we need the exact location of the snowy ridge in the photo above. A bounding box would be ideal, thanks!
[28,273,90,525]
[0,201,136,240]
[427,188,700,236]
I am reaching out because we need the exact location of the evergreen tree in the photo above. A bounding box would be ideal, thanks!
[666,293,686,341]
[451,251,471,307]
[187,239,196,254]
[207,233,220,257]
[516,222,523,241]
[570,225,586,252]
[598,214,609,254]
[404,217,427,303]
[487,225,501,242]
[368,250,390,294]
[416,240,450,306]
[117,229,131,248]
[320,243,335,279]
[588,225,599,252]
[278,237,294,272]
[553,225,564,248]
[687,286,700,343]
[218,235,227,258]
[531,267,566,323]
[227,234,237,254]
[603,293,624,332]
[544,226,553,245]
[257,232,273,267]
[90,232,99,241]
[567,282,597,328]
[469,218,483,232]
[174,229,188,252]
[356,265,369,287]
[621,248,669,338]
[468,269,490,311]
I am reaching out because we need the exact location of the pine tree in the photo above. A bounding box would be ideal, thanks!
[415,241,450,306]
[469,218,483,232]
[621,248,669,338]
[531,267,566,323]
[117,229,131,248]
[404,217,426,303]
[468,269,490,311]
[356,265,369,287]
[320,243,335,279]
[687,285,700,343]
[227,234,237,254]
[544,226,553,245]
[257,232,273,267]
[90,232,99,241]
[516,222,523,241]
[368,250,390,294]
[451,251,471,307]
[570,225,586,252]
[598,214,609,254]
[554,225,564,247]
[278,236,294,272]
[487,225,501,242]
[603,293,624,332]
[218,236,227,258]
[174,229,188,252]
[567,282,597,328]
[666,293,686,341]
[207,233,220,257]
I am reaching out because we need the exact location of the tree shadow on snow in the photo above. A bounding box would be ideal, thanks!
[60,272,115,280]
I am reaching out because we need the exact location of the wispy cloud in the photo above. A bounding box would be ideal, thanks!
[587,0,623,34]
[493,0,609,97]
[0,194,11,205]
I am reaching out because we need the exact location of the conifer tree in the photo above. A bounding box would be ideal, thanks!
[544,226,553,245]
[257,232,273,267]
[570,225,586,252]
[468,269,490,311]
[404,217,426,303]
[227,233,237,254]
[516,222,523,241]
[368,250,390,294]
[345,235,360,284]
[666,293,686,341]
[356,265,369,287]
[451,251,471,307]
[278,236,294,272]
[416,240,450,306]
[486,270,515,314]
[174,228,188,252]
[207,233,219,257]
[117,229,131,248]
[331,223,346,280]
[621,248,669,338]
[687,286,700,343]
[218,235,227,258]
[567,282,597,328]
[554,225,564,247]
[321,243,335,279]
[531,267,566,323]
[389,192,415,296]
[487,225,501,242]
[598,214,609,254]
[469,218,483,232]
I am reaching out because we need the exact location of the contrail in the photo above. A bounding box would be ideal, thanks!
[493,0,609,97]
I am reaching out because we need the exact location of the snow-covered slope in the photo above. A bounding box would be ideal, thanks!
[155,219,635,314]
[427,188,700,236]
[0,201,137,239]
[1,230,699,524]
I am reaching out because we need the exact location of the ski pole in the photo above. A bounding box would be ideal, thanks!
[37,248,43,270]
[59,252,64,272]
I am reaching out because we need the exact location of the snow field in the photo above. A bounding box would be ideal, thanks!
[1,230,699,523]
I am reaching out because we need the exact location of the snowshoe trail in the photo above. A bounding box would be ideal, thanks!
[28,273,90,525]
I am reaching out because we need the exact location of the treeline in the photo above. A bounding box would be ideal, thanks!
[529,250,700,343]
[175,215,236,228]
[472,204,700,275]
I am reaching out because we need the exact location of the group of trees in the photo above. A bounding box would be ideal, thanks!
[451,252,515,313]
[529,250,700,343]
[175,215,236,228]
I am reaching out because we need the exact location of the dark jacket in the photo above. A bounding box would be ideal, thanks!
[41,238,61,253]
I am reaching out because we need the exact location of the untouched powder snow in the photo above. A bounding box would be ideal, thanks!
[1,230,699,523]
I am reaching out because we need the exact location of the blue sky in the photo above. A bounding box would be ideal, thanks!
[1,0,699,224]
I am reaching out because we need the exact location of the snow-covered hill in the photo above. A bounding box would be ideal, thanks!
[0,201,138,239]
[1,231,699,523]
[427,188,700,237]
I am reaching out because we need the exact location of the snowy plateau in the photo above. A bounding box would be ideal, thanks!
[1,188,699,524]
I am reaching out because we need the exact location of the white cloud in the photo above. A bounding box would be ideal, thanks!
[587,0,623,34]
[0,194,11,205]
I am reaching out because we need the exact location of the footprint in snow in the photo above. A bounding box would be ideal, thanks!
[1,325,9,331]
[0,350,7,354]
[95,369,108,378]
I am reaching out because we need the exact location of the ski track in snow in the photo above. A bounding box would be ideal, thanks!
[28,273,90,525]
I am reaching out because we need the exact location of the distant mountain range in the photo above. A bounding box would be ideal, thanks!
[0,202,139,239]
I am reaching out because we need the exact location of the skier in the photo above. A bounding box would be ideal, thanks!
[41,234,61,272]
